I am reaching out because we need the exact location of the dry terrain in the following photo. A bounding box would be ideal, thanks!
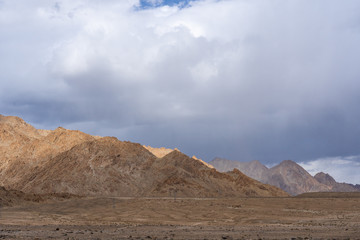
[1,115,359,239]
[1,194,360,239]
[0,115,288,198]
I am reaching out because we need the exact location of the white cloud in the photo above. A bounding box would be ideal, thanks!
[300,156,360,184]
[1,0,360,164]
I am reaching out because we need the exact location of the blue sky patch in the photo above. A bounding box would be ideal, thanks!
[138,0,197,9]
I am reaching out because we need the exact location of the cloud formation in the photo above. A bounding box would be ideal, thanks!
[300,156,360,184]
[1,0,360,166]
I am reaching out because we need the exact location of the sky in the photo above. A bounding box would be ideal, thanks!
[1,0,360,183]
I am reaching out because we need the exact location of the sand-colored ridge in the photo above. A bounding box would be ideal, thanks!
[143,145,214,169]
[143,145,174,158]
[0,114,288,198]
[191,155,214,169]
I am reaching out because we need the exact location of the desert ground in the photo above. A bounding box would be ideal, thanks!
[1,193,360,239]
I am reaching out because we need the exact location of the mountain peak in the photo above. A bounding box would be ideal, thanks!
[278,160,297,166]
[314,172,337,185]
[0,114,31,128]
[0,114,42,141]
[144,145,174,158]
[314,172,359,192]
[249,160,268,168]
[250,160,261,164]
[0,114,23,122]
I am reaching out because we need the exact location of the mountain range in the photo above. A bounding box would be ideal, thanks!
[210,158,360,195]
[0,114,288,197]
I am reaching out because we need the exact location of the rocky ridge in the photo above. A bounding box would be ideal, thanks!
[144,146,214,169]
[0,114,288,197]
[210,158,359,195]
[314,172,359,192]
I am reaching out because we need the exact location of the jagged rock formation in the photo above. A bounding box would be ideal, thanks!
[314,172,359,192]
[0,114,288,197]
[210,158,335,195]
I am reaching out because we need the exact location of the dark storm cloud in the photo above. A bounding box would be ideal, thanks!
[1,0,360,182]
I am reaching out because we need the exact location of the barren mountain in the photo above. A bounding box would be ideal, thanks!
[210,158,332,195]
[0,114,288,197]
[18,139,287,197]
[314,172,359,192]
[210,158,269,181]
[20,137,158,196]
[145,150,286,197]
[0,115,97,188]
[266,160,330,195]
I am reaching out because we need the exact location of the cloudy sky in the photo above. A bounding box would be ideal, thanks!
[1,0,360,183]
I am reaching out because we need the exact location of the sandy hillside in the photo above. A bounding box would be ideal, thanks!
[0,114,288,197]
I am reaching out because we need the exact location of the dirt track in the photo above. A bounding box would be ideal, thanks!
[1,196,360,239]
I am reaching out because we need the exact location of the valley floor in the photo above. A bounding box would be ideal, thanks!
[1,195,360,239]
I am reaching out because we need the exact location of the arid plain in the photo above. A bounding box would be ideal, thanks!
[1,193,360,239]
[1,115,360,239]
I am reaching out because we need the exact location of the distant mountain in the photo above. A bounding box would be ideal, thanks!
[209,158,355,195]
[210,158,268,181]
[314,172,359,192]
[0,114,288,198]
[266,160,330,195]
